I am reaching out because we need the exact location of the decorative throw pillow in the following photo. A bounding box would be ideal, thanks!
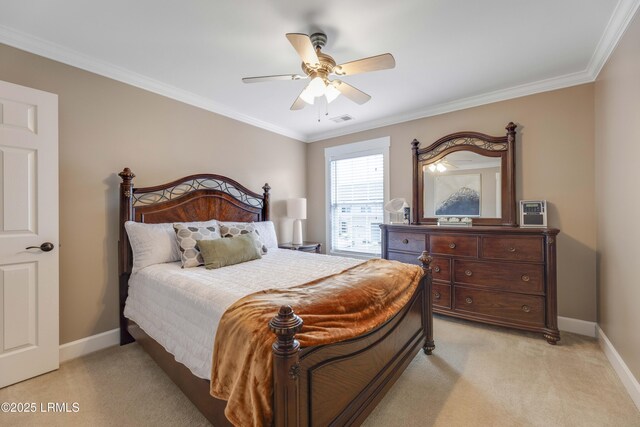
[253,221,278,249]
[198,234,262,270]
[125,219,218,273]
[218,221,267,254]
[174,223,222,268]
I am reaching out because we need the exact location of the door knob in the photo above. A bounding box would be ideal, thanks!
[26,242,54,252]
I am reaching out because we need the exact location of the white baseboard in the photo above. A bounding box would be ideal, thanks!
[59,328,120,363]
[557,316,597,337]
[597,326,640,411]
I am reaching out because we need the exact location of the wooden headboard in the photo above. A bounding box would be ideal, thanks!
[117,167,270,344]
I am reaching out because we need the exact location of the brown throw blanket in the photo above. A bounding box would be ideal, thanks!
[209,258,424,427]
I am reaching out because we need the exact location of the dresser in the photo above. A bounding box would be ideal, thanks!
[381,224,560,344]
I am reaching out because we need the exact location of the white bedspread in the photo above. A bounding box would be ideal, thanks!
[124,249,362,380]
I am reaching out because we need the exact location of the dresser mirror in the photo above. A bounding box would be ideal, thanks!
[412,122,517,226]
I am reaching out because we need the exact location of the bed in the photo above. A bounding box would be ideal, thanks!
[117,168,435,426]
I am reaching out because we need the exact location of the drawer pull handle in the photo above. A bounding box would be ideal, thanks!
[434,291,441,300]
[521,274,530,282]
[465,297,473,304]
[508,247,516,253]
[434,266,441,273]
[465,270,473,276]
[521,305,531,313]
[449,242,456,249]
[402,238,409,244]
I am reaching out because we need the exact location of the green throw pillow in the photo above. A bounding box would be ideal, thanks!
[197,233,262,269]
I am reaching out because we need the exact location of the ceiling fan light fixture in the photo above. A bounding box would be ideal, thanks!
[325,83,341,103]
[300,86,316,105]
[308,76,327,97]
[428,162,448,173]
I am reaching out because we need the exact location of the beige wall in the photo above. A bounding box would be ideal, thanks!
[0,44,307,344]
[595,13,640,380]
[307,84,597,322]
[2,34,623,353]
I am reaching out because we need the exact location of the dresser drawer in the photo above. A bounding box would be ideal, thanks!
[430,234,477,257]
[481,236,544,262]
[431,256,451,282]
[453,286,544,326]
[454,260,544,294]
[388,231,425,253]
[432,283,451,309]
[387,250,421,266]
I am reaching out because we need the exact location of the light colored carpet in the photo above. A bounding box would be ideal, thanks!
[1,317,638,427]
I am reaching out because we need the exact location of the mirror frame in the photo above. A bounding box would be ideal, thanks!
[412,122,517,226]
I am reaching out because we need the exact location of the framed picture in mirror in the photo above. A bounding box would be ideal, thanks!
[433,173,481,217]
[412,122,517,226]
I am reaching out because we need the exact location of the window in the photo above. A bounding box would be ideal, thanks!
[325,138,389,257]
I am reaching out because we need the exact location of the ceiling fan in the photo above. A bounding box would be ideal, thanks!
[427,159,460,173]
[242,32,395,110]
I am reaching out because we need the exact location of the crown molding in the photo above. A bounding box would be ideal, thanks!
[0,24,307,142]
[1,0,638,144]
[303,0,640,143]
[305,69,594,142]
[586,0,640,79]
[307,0,640,143]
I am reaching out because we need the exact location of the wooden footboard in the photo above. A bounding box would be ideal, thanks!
[270,252,434,427]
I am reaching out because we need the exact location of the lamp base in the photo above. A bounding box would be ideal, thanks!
[292,219,303,245]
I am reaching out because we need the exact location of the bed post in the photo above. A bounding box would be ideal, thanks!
[411,139,420,225]
[262,183,271,221]
[419,251,435,354]
[505,122,517,227]
[118,167,135,345]
[270,305,303,427]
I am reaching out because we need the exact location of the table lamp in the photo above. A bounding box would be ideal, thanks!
[287,198,307,245]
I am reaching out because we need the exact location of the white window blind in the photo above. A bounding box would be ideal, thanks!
[329,153,384,256]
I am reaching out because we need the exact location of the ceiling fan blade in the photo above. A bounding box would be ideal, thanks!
[290,83,311,110]
[332,80,371,105]
[290,96,306,111]
[440,160,458,170]
[286,33,320,66]
[334,53,395,76]
[242,74,306,83]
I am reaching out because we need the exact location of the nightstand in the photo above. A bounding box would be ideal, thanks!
[278,242,322,254]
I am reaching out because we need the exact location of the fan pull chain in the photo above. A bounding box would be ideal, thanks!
[315,96,330,122]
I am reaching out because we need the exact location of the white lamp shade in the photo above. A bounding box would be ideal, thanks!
[384,198,407,213]
[325,84,341,103]
[308,77,326,97]
[300,86,315,105]
[287,198,307,220]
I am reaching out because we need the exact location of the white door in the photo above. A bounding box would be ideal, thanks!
[0,80,58,387]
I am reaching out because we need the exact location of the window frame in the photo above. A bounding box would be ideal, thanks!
[324,137,390,259]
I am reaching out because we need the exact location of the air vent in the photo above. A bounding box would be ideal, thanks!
[330,114,354,123]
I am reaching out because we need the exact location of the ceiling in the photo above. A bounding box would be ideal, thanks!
[0,0,638,142]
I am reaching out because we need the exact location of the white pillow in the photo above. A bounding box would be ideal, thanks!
[125,219,217,273]
[253,221,278,249]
